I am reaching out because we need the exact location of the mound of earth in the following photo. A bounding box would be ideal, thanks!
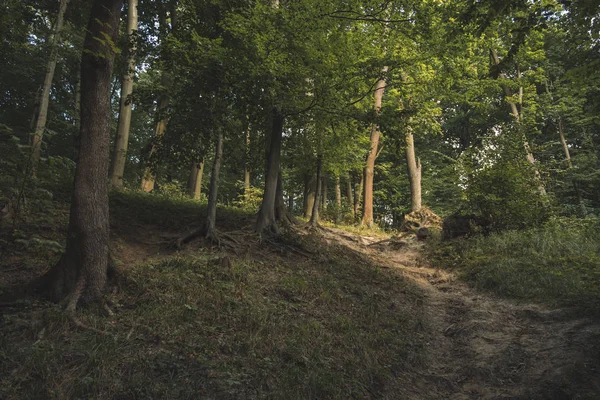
[402,207,442,232]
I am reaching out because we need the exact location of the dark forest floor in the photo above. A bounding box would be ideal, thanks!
[1,191,600,399]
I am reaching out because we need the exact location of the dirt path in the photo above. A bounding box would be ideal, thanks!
[323,227,600,400]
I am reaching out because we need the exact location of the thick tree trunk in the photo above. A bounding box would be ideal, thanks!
[255,108,284,233]
[31,0,70,176]
[308,157,322,226]
[303,174,316,218]
[405,128,422,212]
[109,0,138,188]
[346,174,354,219]
[275,171,295,225]
[187,161,198,197]
[41,0,123,309]
[187,158,204,199]
[205,132,223,236]
[361,67,388,227]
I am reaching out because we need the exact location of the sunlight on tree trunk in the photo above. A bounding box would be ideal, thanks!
[405,128,422,212]
[362,66,388,227]
[110,0,138,188]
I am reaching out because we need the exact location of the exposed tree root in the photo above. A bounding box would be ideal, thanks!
[172,224,240,253]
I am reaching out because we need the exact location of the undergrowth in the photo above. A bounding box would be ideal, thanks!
[1,189,427,399]
[429,217,600,308]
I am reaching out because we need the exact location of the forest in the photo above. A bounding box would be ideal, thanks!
[1,0,600,398]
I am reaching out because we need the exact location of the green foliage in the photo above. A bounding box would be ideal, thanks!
[233,185,263,213]
[463,131,551,231]
[430,217,600,307]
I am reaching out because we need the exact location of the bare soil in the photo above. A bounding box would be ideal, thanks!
[323,227,600,400]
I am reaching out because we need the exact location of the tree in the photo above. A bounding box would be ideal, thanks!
[362,66,388,227]
[39,0,123,310]
[30,0,70,176]
[110,0,138,188]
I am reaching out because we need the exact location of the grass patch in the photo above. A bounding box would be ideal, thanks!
[1,235,425,399]
[429,217,600,308]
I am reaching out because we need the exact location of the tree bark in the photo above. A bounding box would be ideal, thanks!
[321,174,328,212]
[41,0,123,309]
[335,175,342,208]
[361,67,388,227]
[187,158,204,199]
[31,0,70,176]
[303,174,316,219]
[346,174,354,219]
[110,0,138,188]
[557,118,572,168]
[255,108,284,233]
[275,170,295,225]
[335,175,342,222]
[405,127,422,212]
[308,156,322,226]
[205,132,223,236]
[244,123,251,191]
[354,172,363,217]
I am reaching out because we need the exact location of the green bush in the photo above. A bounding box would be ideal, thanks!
[233,185,263,212]
[431,216,600,308]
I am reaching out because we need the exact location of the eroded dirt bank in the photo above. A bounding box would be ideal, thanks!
[324,227,600,400]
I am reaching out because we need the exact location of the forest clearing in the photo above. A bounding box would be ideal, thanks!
[2,0,600,398]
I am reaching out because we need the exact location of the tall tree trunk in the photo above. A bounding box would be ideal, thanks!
[41,0,123,309]
[109,0,138,188]
[244,123,251,191]
[308,156,322,226]
[361,67,388,227]
[335,175,342,208]
[557,118,572,168]
[490,49,545,195]
[141,96,168,192]
[31,0,70,176]
[205,132,223,236]
[321,174,328,212]
[304,174,316,218]
[346,174,354,219]
[255,108,284,233]
[354,173,363,217]
[405,128,422,212]
[141,1,177,192]
[194,159,205,200]
[335,175,342,222]
[187,158,204,199]
[275,171,295,225]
